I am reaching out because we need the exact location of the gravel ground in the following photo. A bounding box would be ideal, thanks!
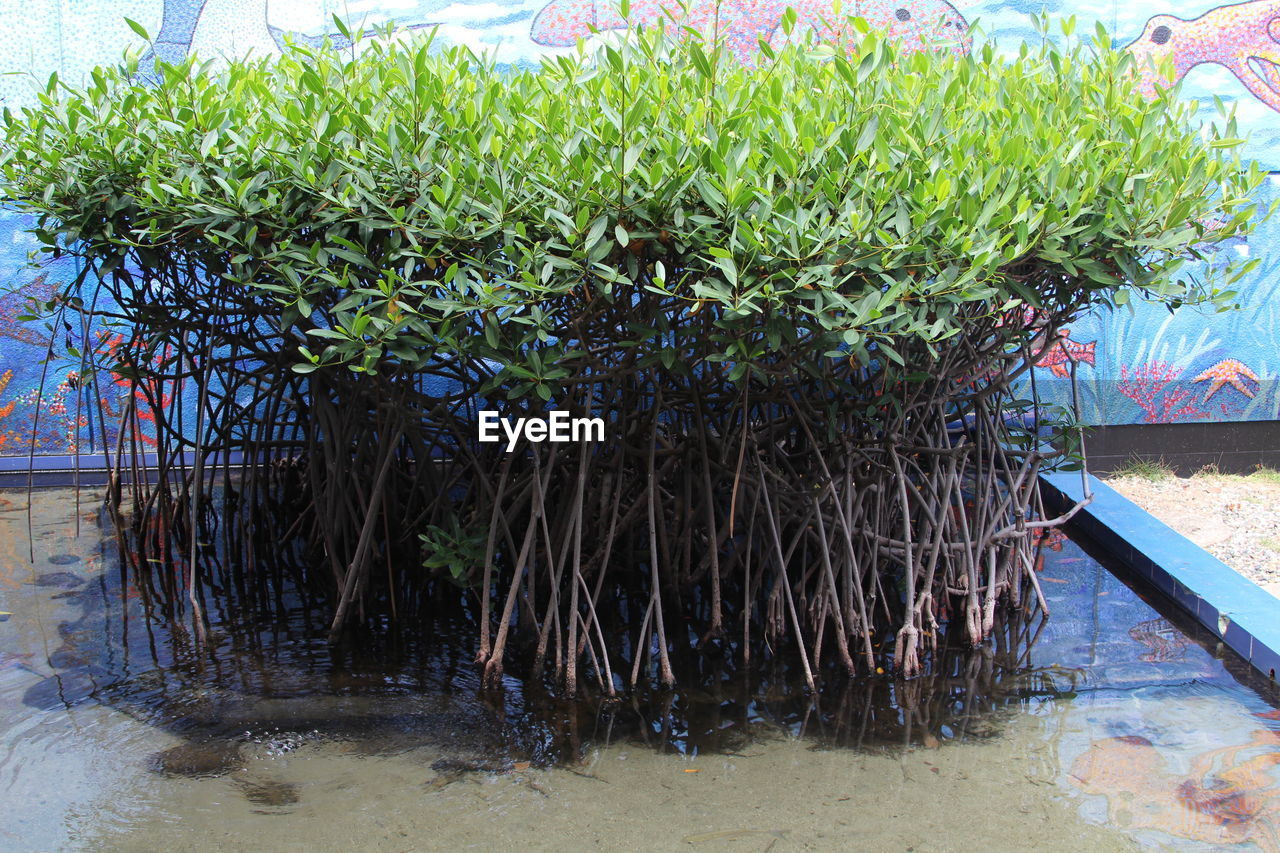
[1103,469,1280,599]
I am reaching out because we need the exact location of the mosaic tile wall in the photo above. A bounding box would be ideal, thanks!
[1,0,1278,454]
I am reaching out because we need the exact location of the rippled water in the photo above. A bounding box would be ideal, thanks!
[2,486,1280,851]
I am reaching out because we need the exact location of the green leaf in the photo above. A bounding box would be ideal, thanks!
[623,142,642,176]
[585,215,609,252]
[124,18,151,41]
[781,6,797,34]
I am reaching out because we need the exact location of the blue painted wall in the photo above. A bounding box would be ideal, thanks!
[1,0,1279,453]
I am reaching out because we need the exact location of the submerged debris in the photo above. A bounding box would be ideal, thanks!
[148,742,245,778]
[234,778,301,808]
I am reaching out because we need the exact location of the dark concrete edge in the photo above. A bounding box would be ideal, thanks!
[1040,471,1280,684]
[0,453,121,487]
[0,452,250,488]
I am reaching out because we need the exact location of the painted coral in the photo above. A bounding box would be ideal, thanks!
[1118,361,1209,423]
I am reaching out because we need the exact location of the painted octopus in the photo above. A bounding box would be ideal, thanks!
[1125,1,1280,113]
[531,0,972,64]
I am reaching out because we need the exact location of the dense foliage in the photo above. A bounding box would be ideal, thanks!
[0,18,1261,690]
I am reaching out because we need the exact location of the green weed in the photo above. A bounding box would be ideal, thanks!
[1109,457,1176,482]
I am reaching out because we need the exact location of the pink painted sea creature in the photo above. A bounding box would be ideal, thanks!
[531,0,971,64]
[1125,2,1280,113]
[1193,358,1259,402]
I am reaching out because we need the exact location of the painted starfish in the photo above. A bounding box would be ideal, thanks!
[1125,2,1280,113]
[1193,358,1259,402]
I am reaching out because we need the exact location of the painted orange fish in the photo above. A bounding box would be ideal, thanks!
[1033,329,1096,379]
[1031,526,1066,574]
[0,369,14,420]
[1125,1,1280,113]
[530,0,971,64]
[1031,527,1066,551]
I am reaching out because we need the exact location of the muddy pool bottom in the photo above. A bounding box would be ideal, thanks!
[2,489,1280,851]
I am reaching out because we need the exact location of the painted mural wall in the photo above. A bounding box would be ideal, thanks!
[0,0,1278,455]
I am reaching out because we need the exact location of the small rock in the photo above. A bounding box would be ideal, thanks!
[148,742,245,778]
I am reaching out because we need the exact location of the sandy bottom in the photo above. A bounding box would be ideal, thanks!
[74,726,1139,853]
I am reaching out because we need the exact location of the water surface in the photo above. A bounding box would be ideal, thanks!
[2,487,1279,851]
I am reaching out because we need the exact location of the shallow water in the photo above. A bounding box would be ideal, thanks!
[2,488,1280,851]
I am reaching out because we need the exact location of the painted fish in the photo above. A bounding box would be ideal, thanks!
[1193,358,1259,402]
[1128,617,1190,662]
[1031,527,1065,551]
[1030,526,1065,574]
[530,0,971,64]
[1125,2,1280,113]
[1033,328,1096,378]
